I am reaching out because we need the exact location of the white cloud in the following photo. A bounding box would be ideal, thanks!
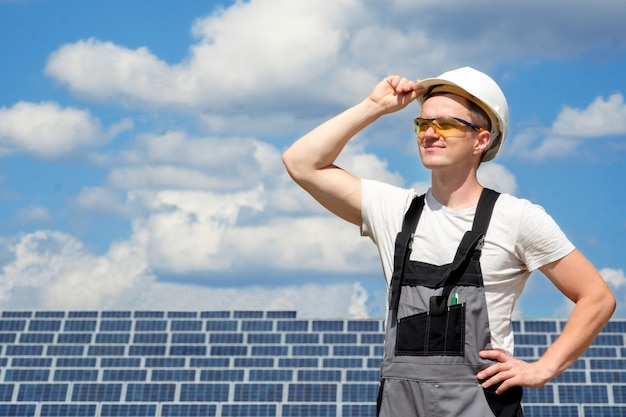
[0,229,371,318]
[600,267,626,287]
[553,93,626,137]
[507,93,626,159]
[0,230,153,309]
[477,163,518,195]
[0,102,125,158]
[18,206,51,223]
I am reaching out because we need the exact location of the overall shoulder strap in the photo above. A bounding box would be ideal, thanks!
[472,188,500,235]
[446,188,500,280]
[389,194,425,311]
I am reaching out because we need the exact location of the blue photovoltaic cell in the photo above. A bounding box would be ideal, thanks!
[71,383,122,402]
[145,358,185,368]
[242,321,273,332]
[46,345,84,356]
[170,320,202,331]
[347,321,380,332]
[523,385,555,403]
[168,312,197,318]
[277,320,309,332]
[285,333,318,344]
[40,404,97,417]
[5,345,43,356]
[2,312,31,318]
[522,405,579,417]
[234,311,264,319]
[125,383,176,402]
[28,320,61,331]
[133,333,168,344]
[559,384,609,404]
[129,345,166,356]
[53,369,99,381]
[95,333,131,344]
[169,345,206,356]
[292,346,328,357]
[101,357,141,367]
[200,370,245,382]
[11,358,52,367]
[267,311,297,319]
[0,385,14,402]
[288,383,337,402]
[101,404,156,417]
[102,311,131,318]
[17,383,68,401]
[343,404,376,417]
[0,404,37,417]
[171,333,205,344]
[58,333,92,344]
[0,320,26,331]
[88,345,125,356]
[0,333,16,343]
[346,370,379,382]
[312,321,343,332]
[190,358,230,368]
[282,404,336,417]
[582,406,626,417]
[342,384,378,402]
[297,370,341,382]
[251,345,288,356]
[209,333,244,344]
[56,358,96,367]
[201,311,230,318]
[99,320,132,331]
[68,311,97,318]
[134,311,164,318]
[63,320,96,331]
[249,369,293,382]
[205,320,238,332]
[323,334,357,344]
[179,384,230,402]
[152,369,196,382]
[19,333,54,344]
[162,404,218,417]
[234,383,283,402]
[103,369,147,381]
[248,333,281,344]
[135,320,167,331]
[222,404,276,417]
[5,369,49,382]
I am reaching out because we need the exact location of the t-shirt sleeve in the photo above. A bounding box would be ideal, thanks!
[516,202,575,271]
[360,179,415,242]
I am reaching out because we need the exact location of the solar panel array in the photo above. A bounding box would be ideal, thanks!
[0,310,624,417]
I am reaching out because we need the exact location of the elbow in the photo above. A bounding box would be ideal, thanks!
[282,147,308,183]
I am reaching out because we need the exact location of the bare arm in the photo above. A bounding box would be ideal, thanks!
[282,76,423,225]
[478,249,615,393]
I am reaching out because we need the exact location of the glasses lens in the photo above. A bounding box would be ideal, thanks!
[414,117,471,137]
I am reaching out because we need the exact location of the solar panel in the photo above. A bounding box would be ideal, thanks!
[0,311,624,417]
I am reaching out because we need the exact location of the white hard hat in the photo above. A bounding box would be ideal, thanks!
[416,67,509,162]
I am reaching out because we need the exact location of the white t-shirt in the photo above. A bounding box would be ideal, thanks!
[360,179,575,355]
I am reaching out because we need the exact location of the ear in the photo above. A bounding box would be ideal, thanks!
[473,130,491,157]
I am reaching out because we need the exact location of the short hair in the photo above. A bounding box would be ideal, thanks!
[424,90,492,132]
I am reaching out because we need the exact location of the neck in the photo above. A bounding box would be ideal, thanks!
[430,167,483,209]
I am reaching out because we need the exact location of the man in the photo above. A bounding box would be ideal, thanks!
[282,67,615,416]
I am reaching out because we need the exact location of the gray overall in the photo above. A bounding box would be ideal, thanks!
[377,188,524,417]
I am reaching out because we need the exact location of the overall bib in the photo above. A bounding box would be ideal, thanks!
[377,188,524,417]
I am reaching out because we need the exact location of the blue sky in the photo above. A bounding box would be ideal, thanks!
[0,0,624,319]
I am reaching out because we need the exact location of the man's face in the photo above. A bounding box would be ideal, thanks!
[417,94,488,171]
